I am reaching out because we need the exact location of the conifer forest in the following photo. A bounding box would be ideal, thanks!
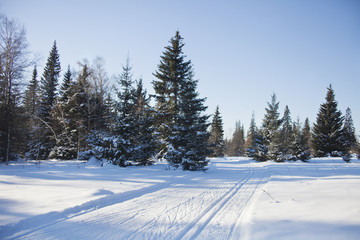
[1,3,360,239]
[0,14,359,169]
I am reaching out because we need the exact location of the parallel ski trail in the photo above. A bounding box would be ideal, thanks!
[175,168,255,240]
[227,168,270,240]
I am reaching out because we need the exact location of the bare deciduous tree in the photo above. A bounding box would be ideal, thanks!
[0,15,31,164]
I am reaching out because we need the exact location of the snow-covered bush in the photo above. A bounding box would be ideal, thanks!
[86,130,129,167]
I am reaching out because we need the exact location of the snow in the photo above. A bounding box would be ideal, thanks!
[0,157,359,239]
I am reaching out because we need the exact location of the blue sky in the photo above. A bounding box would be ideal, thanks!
[2,0,360,138]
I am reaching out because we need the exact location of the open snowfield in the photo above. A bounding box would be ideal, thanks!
[0,157,360,240]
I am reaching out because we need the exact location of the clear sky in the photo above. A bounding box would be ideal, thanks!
[2,0,360,138]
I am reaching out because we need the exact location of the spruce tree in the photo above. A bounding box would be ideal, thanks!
[39,41,61,122]
[112,59,136,165]
[153,32,210,170]
[275,105,293,161]
[290,118,310,161]
[209,106,225,157]
[74,64,98,155]
[227,121,245,156]
[37,41,61,159]
[49,67,78,160]
[303,117,311,152]
[24,66,41,159]
[312,85,345,156]
[153,31,191,157]
[263,94,281,160]
[342,107,357,153]
[262,93,281,145]
[131,79,158,165]
[245,112,257,158]
[24,66,40,116]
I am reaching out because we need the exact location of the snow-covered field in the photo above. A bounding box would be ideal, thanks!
[0,157,359,240]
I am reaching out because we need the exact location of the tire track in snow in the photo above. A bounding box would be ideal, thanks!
[175,168,255,240]
[0,175,191,240]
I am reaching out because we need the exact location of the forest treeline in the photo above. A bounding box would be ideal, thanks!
[0,15,358,170]
[218,89,358,162]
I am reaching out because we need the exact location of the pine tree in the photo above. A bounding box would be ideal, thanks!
[24,66,41,159]
[153,32,210,170]
[131,79,158,165]
[274,105,294,161]
[153,31,192,157]
[303,117,311,152]
[74,64,97,154]
[49,67,78,160]
[262,93,281,145]
[227,121,245,156]
[290,118,310,161]
[312,85,345,157]
[39,41,61,122]
[112,58,136,166]
[209,106,225,157]
[342,107,357,153]
[245,112,258,158]
[24,66,40,116]
[37,41,61,159]
[263,94,282,160]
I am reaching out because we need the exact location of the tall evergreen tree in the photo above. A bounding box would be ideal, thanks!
[290,118,311,161]
[226,121,245,156]
[39,41,61,122]
[74,64,95,153]
[281,105,293,147]
[153,32,210,170]
[303,117,311,152]
[153,31,192,157]
[342,107,357,153]
[112,58,136,165]
[131,78,158,165]
[37,41,61,159]
[24,66,41,159]
[245,112,258,158]
[273,105,293,161]
[24,66,40,116]
[49,66,78,160]
[262,93,281,160]
[209,106,225,157]
[262,93,281,145]
[312,85,345,156]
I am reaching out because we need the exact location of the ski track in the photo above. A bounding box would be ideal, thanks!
[175,168,269,240]
[174,169,255,240]
[0,160,271,240]
[0,174,191,240]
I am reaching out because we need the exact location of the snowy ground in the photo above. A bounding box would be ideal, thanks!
[0,157,359,239]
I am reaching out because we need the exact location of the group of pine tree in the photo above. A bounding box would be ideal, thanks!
[218,89,358,162]
[0,15,359,170]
